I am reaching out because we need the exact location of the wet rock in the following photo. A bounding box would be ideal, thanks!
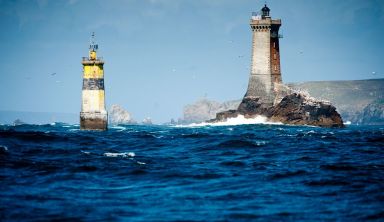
[212,93,344,128]
[268,93,344,127]
[237,97,269,117]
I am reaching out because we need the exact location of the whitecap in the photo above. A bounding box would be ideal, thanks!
[103,152,135,158]
[81,150,91,155]
[344,121,352,125]
[255,141,267,146]
[176,115,282,127]
[109,126,126,131]
[0,145,8,152]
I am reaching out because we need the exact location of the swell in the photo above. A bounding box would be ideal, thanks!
[0,124,383,221]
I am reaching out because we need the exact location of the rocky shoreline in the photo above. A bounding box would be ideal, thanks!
[210,93,344,128]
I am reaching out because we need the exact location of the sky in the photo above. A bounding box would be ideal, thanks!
[0,0,383,123]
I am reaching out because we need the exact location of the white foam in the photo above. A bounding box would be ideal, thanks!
[344,121,352,125]
[109,126,126,131]
[178,115,282,127]
[103,152,135,158]
[0,146,8,152]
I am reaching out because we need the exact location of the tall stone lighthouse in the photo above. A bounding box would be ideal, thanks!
[243,4,282,106]
[80,33,108,130]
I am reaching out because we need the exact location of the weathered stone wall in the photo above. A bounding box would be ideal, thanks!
[245,17,281,106]
[246,25,272,103]
[80,112,108,130]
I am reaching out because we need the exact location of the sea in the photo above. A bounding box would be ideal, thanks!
[0,119,383,221]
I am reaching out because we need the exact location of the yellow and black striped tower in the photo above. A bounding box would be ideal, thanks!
[80,32,108,130]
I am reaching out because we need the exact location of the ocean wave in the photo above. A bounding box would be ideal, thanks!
[103,152,135,158]
[178,115,282,127]
[109,125,127,131]
[0,145,8,154]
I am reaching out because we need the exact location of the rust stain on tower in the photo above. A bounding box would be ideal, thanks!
[245,4,283,106]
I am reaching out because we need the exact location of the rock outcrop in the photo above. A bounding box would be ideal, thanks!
[182,79,383,125]
[268,93,344,127]
[109,105,136,125]
[288,78,384,124]
[142,117,153,125]
[211,93,344,128]
[182,99,240,124]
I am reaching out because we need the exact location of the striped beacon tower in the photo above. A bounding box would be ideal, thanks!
[244,4,283,106]
[80,33,108,130]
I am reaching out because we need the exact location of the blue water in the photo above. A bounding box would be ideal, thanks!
[0,123,383,221]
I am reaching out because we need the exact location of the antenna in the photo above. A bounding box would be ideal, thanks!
[89,32,98,52]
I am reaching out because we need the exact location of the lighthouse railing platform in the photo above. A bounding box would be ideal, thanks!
[82,57,104,65]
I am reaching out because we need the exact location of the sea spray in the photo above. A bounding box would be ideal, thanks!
[178,115,282,127]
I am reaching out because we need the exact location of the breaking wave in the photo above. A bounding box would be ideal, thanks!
[180,115,282,127]
[103,152,135,158]
[1,123,383,221]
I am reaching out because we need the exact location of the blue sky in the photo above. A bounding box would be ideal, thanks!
[0,0,383,123]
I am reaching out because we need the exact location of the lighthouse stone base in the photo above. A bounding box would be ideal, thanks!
[80,112,108,130]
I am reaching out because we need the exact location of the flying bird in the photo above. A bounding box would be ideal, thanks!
[51,72,57,76]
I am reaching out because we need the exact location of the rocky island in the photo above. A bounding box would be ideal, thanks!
[208,5,344,127]
[212,92,344,127]
[109,104,136,125]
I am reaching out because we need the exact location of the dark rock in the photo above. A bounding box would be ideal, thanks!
[268,93,344,127]
[211,93,344,128]
[288,78,384,125]
[213,110,238,122]
[237,97,269,117]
